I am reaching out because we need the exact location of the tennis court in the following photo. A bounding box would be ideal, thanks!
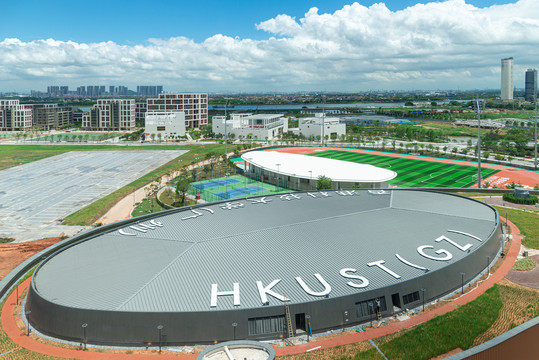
[309,150,499,188]
[189,175,288,202]
[214,185,270,199]
[192,178,240,190]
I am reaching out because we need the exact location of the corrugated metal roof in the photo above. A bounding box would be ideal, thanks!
[34,190,497,313]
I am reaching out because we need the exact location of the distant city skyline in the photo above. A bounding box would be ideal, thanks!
[1,0,538,93]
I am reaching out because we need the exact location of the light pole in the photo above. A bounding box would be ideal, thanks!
[82,323,88,350]
[224,99,229,161]
[308,170,313,190]
[487,256,491,275]
[232,322,238,340]
[305,315,311,342]
[15,284,18,306]
[421,288,426,312]
[475,98,482,189]
[276,163,281,187]
[460,272,465,294]
[534,90,537,170]
[157,325,163,353]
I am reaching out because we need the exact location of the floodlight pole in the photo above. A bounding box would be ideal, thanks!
[460,272,465,294]
[421,288,426,312]
[224,99,229,160]
[476,98,482,189]
[534,90,537,170]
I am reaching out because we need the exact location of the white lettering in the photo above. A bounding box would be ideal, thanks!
[435,235,472,252]
[210,283,240,307]
[118,229,136,236]
[417,245,453,261]
[339,268,369,288]
[395,254,429,271]
[447,229,482,242]
[296,273,332,296]
[256,280,287,304]
[367,260,401,279]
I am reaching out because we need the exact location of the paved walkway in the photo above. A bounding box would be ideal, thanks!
[1,218,521,359]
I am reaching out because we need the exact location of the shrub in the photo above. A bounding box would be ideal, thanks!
[503,193,538,205]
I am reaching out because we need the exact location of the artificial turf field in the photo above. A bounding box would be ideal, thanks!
[310,149,500,188]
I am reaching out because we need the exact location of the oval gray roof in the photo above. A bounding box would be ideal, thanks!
[34,190,497,313]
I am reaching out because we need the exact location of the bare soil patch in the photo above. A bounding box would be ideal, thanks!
[0,237,62,280]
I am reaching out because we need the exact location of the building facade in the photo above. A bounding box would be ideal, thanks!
[0,100,32,131]
[83,99,135,130]
[501,57,514,101]
[525,69,537,103]
[298,114,346,141]
[212,113,287,140]
[33,104,73,130]
[135,102,147,124]
[146,93,208,128]
[137,86,163,97]
[144,111,186,140]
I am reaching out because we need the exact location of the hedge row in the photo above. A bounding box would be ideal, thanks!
[502,193,539,205]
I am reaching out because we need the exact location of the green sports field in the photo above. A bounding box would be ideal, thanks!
[310,150,499,188]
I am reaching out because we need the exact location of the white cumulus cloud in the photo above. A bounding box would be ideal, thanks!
[1,0,538,92]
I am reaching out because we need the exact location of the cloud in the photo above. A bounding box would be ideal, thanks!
[1,0,538,92]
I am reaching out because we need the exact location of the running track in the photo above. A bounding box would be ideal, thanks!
[271,147,539,190]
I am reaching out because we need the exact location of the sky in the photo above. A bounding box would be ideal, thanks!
[0,0,538,93]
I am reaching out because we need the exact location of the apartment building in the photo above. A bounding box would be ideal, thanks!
[33,104,73,130]
[0,99,32,131]
[145,111,186,140]
[83,99,135,130]
[146,93,208,128]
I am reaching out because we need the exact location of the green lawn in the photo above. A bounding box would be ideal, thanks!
[492,205,539,249]
[30,132,122,142]
[310,150,499,188]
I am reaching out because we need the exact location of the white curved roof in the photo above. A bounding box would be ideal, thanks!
[242,150,397,183]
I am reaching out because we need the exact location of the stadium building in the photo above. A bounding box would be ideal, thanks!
[25,189,502,346]
[241,150,397,190]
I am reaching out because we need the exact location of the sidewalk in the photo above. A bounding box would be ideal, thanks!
[1,218,520,359]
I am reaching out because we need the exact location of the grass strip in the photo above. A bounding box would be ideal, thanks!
[512,257,536,271]
[373,285,502,360]
[492,205,539,249]
[62,144,225,225]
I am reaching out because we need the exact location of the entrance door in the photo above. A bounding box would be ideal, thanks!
[392,293,401,310]
[295,313,306,332]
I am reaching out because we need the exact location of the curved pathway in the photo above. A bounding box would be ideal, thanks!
[1,218,521,359]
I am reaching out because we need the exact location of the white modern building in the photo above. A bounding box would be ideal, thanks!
[501,57,514,101]
[144,111,186,141]
[212,113,287,141]
[241,150,397,190]
[298,114,346,140]
[0,100,32,131]
[83,99,135,130]
[146,93,208,128]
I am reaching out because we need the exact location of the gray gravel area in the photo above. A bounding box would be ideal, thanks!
[0,150,186,242]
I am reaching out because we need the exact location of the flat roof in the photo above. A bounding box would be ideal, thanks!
[34,190,497,313]
[242,150,397,183]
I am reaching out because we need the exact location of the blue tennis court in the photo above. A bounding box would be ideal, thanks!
[214,185,269,199]
[192,178,240,190]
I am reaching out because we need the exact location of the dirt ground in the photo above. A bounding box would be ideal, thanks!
[0,238,62,280]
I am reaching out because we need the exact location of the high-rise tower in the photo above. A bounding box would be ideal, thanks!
[525,69,537,103]
[501,57,514,101]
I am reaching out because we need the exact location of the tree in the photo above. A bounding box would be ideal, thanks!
[404,101,414,107]
[175,176,191,206]
[316,175,333,190]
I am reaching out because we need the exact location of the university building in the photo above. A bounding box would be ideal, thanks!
[82,99,135,131]
[146,93,208,128]
[0,99,32,131]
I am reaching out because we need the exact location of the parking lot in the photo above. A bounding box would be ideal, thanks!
[0,150,186,242]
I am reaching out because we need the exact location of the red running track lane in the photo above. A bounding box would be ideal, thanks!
[270,147,539,190]
[1,218,520,359]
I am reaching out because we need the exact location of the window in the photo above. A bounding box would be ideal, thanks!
[157,126,166,131]
[248,315,285,335]
[355,296,387,318]
[402,291,420,305]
